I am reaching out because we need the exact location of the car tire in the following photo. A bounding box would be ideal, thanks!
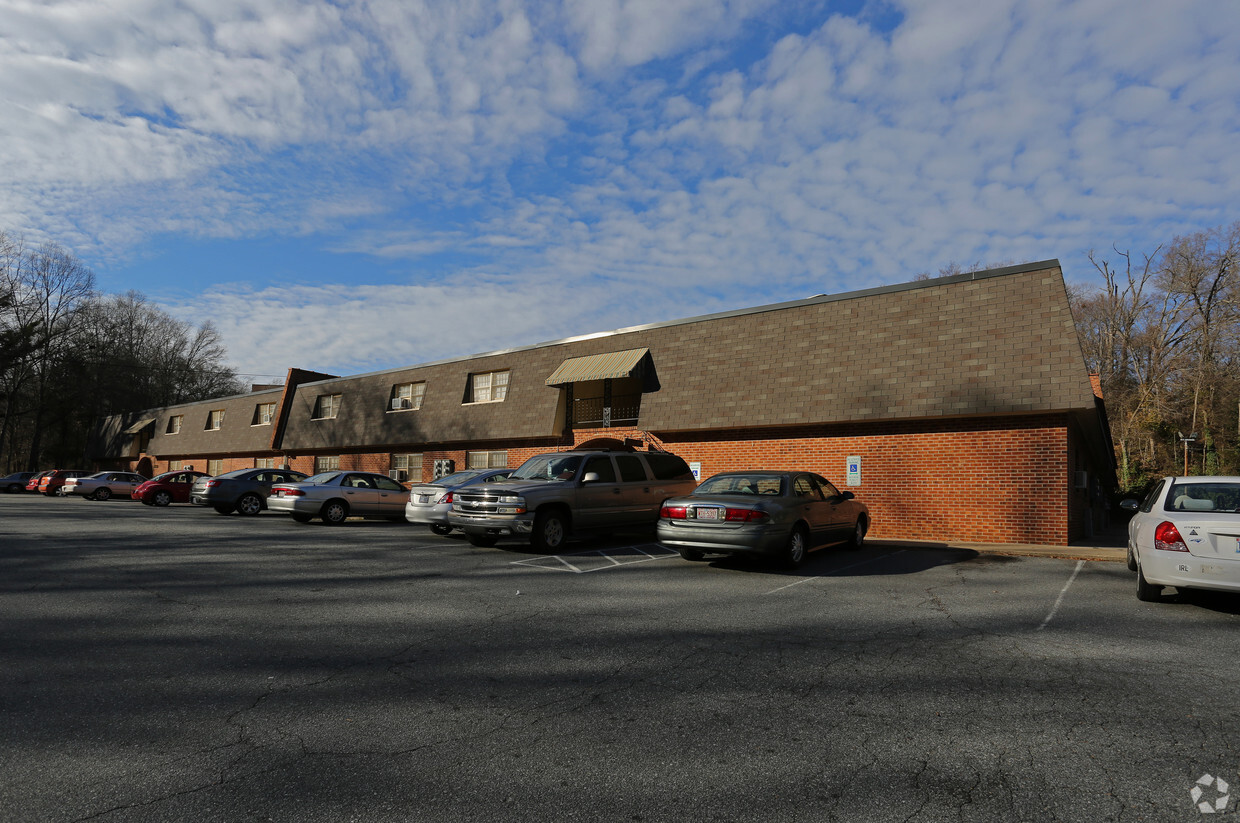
[678,548,705,561]
[1136,561,1163,602]
[321,500,348,525]
[152,490,172,507]
[1126,542,1138,571]
[235,493,263,516]
[847,517,867,550]
[783,525,808,569]
[467,532,498,548]
[292,513,313,523]
[531,510,568,552]
[430,524,453,536]
[214,505,234,515]
[93,488,112,502]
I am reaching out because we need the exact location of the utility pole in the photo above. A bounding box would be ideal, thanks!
[1179,431,1198,477]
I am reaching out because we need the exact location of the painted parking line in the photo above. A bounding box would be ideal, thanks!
[764,549,907,595]
[511,543,679,573]
[1038,559,1086,630]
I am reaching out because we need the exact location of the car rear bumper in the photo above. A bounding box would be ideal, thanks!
[404,501,451,525]
[267,497,318,516]
[1140,546,1240,593]
[656,521,793,555]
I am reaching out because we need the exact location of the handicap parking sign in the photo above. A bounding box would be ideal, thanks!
[846,456,861,486]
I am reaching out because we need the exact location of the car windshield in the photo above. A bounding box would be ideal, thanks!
[694,474,784,496]
[302,472,341,485]
[216,469,254,479]
[510,455,583,482]
[432,471,482,486]
[1165,482,1240,513]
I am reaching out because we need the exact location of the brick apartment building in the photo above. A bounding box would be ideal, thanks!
[88,260,1116,544]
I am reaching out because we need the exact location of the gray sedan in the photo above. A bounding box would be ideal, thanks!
[404,469,514,534]
[190,468,309,515]
[64,471,148,501]
[268,471,408,524]
[656,471,870,568]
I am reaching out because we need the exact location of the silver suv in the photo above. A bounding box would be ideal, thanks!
[448,448,697,551]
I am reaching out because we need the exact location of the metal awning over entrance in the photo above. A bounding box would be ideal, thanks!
[123,418,156,434]
[545,348,649,386]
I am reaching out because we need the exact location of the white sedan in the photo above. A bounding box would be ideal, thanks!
[1121,476,1240,602]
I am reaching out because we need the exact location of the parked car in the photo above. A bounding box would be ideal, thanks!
[1121,476,1240,602]
[134,470,211,507]
[25,470,56,493]
[404,469,514,534]
[64,471,148,501]
[656,471,870,568]
[448,448,697,551]
[1,472,35,493]
[190,468,309,515]
[268,471,409,524]
[37,469,91,496]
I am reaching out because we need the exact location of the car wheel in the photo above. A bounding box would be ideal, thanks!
[152,490,172,507]
[1126,542,1138,571]
[292,513,313,523]
[214,505,234,515]
[1136,561,1163,602]
[430,524,453,536]
[54,486,69,497]
[783,525,808,569]
[532,510,568,552]
[467,532,498,548]
[321,500,348,525]
[847,517,867,550]
[236,493,263,516]
[678,548,705,561]
[93,487,112,501]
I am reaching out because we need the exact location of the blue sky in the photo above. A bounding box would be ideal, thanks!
[3,0,1238,382]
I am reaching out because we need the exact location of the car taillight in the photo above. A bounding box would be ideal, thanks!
[661,505,688,519]
[205,480,220,488]
[436,492,453,505]
[1154,522,1189,552]
[274,487,305,497]
[725,508,770,523]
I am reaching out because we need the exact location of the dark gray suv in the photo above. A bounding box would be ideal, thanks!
[448,449,697,551]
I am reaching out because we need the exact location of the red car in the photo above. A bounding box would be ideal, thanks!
[37,469,91,496]
[134,470,211,507]
[25,470,54,493]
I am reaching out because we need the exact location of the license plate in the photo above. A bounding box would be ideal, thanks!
[694,507,720,520]
[419,495,432,503]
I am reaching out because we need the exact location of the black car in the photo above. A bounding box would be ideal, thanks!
[1,472,35,493]
[189,468,309,515]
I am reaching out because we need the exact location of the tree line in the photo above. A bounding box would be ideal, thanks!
[0,230,247,473]
[1069,221,1239,493]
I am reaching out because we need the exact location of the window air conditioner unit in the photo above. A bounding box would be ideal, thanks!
[391,398,410,410]
[389,469,408,482]
[1074,470,1088,489]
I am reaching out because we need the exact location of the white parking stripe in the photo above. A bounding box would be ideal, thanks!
[764,550,907,595]
[510,544,679,573]
[1038,560,1085,630]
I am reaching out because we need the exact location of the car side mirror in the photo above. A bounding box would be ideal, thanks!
[582,472,601,484]
[840,491,855,500]
[1119,499,1139,511]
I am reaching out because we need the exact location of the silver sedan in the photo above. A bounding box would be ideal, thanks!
[268,471,409,524]
[405,469,513,534]
[657,471,870,568]
[64,471,148,501]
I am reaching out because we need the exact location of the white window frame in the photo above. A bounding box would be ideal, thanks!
[467,370,509,404]
[255,457,276,469]
[253,403,276,426]
[206,410,225,430]
[167,415,183,434]
[390,382,426,411]
[314,455,340,473]
[168,459,183,471]
[391,453,423,482]
[467,450,508,470]
[313,394,341,420]
[207,459,224,476]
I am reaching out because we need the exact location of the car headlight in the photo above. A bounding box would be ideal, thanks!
[495,495,526,514]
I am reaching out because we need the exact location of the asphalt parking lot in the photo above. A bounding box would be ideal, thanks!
[3,494,1240,822]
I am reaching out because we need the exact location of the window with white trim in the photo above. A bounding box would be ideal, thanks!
[467,450,508,470]
[207,459,223,475]
[467,370,509,404]
[314,455,340,473]
[252,402,276,425]
[313,394,341,420]
[255,458,276,469]
[205,409,225,430]
[390,382,425,411]
[169,460,182,471]
[391,453,423,482]
[166,415,183,434]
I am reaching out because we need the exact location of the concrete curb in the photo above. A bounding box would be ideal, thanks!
[869,538,1126,563]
